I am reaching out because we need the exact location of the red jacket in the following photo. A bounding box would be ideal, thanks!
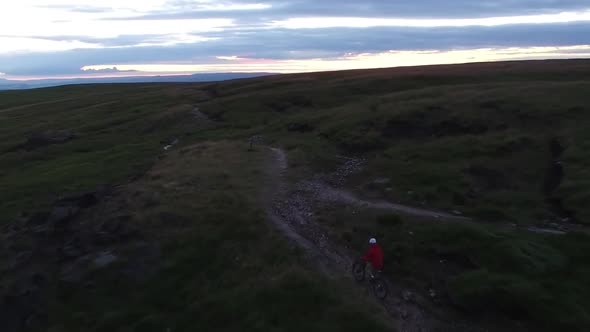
[362,244,384,270]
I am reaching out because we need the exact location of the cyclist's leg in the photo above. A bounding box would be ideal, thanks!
[368,264,376,279]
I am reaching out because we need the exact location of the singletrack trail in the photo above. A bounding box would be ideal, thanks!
[263,147,493,332]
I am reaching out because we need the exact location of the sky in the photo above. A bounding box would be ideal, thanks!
[1,0,590,80]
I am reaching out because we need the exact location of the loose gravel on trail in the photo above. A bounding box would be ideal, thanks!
[265,147,443,332]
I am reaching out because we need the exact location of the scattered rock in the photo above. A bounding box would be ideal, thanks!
[429,289,437,298]
[59,187,110,208]
[400,309,410,320]
[373,178,391,185]
[30,273,47,287]
[61,245,83,260]
[163,138,179,151]
[59,255,92,284]
[17,283,41,298]
[22,130,76,150]
[11,250,33,269]
[24,313,47,330]
[93,252,118,268]
[25,212,50,226]
[452,210,463,216]
[527,227,566,235]
[327,157,366,186]
[48,206,79,225]
[248,135,264,151]
[402,290,414,302]
[93,232,114,245]
[31,224,50,235]
[45,187,111,228]
[248,135,264,146]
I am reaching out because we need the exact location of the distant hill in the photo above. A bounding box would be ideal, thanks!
[0,72,275,90]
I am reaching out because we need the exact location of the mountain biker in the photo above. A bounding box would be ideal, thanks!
[361,238,384,275]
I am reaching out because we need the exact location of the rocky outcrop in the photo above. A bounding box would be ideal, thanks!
[0,185,158,331]
[543,138,576,222]
[22,130,76,150]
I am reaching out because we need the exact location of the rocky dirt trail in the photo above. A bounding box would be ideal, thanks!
[265,147,468,332]
[266,147,570,332]
[303,180,470,221]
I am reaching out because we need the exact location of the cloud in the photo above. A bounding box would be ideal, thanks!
[165,1,271,11]
[2,17,234,39]
[81,45,590,74]
[0,36,101,53]
[114,0,590,21]
[15,33,215,48]
[2,0,590,78]
[35,4,115,13]
[2,22,590,78]
[81,66,138,73]
[268,0,590,18]
[271,11,590,29]
[2,22,590,76]
[216,55,242,60]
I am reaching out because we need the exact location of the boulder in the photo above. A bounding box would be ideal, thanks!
[60,245,83,260]
[23,130,76,150]
[373,178,391,185]
[402,290,414,302]
[93,252,118,268]
[25,212,50,226]
[48,206,79,225]
[10,250,33,270]
[59,255,92,284]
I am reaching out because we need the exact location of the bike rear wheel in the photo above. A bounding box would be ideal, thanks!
[352,261,366,282]
[372,278,388,299]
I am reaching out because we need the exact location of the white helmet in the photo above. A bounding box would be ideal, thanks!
[369,238,377,244]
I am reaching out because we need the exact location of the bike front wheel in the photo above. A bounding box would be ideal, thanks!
[372,278,388,299]
[352,261,366,282]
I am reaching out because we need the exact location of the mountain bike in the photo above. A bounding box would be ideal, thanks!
[352,259,388,299]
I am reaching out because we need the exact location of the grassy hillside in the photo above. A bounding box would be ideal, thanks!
[46,142,389,332]
[2,59,590,331]
[0,84,390,332]
[196,60,590,224]
[0,84,207,222]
